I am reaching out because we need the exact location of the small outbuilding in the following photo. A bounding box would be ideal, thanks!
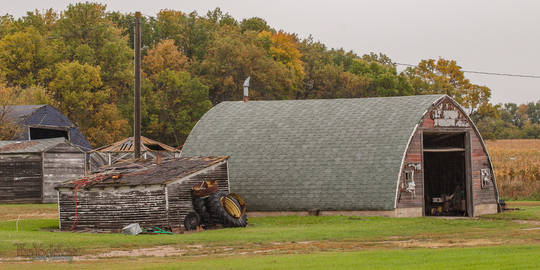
[0,138,86,203]
[88,136,181,171]
[5,105,92,150]
[181,95,499,217]
[56,156,229,232]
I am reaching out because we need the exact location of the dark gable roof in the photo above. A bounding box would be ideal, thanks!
[5,105,92,150]
[5,105,45,122]
[181,94,446,211]
[57,156,228,188]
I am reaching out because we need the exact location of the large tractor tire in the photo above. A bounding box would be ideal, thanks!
[191,180,219,225]
[184,212,200,231]
[191,195,211,224]
[206,191,248,228]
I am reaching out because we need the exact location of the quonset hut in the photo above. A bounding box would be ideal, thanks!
[181,95,499,217]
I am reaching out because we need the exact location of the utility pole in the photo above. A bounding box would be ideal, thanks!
[134,12,142,159]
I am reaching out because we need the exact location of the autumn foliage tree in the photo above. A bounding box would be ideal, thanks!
[405,58,490,113]
[142,39,188,79]
[0,84,22,140]
[0,3,532,146]
[48,61,127,146]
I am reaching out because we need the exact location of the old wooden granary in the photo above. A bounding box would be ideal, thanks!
[0,138,86,203]
[5,105,92,150]
[56,156,228,231]
[181,95,499,217]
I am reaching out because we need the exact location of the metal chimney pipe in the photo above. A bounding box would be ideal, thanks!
[243,76,250,102]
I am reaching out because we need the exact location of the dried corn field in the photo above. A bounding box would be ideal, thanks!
[485,139,540,200]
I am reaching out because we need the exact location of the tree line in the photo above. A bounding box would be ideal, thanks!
[0,2,537,147]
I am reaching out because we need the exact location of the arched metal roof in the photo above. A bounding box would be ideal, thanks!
[182,95,446,211]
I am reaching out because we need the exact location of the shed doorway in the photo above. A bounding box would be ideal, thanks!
[423,132,469,216]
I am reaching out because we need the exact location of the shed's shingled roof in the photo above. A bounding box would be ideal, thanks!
[57,156,228,188]
[0,138,80,153]
[181,94,446,211]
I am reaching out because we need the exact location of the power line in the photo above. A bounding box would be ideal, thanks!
[394,63,540,79]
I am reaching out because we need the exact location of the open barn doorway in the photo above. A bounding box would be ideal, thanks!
[423,132,470,216]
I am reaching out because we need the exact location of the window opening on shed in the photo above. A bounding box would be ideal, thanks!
[29,127,68,140]
[423,132,468,216]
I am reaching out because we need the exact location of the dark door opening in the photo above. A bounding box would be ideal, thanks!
[423,133,468,216]
[29,127,69,140]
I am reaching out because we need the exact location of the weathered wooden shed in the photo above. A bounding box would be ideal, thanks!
[56,156,229,232]
[0,138,86,203]
[181,95,499,217]
[88,136,181,171]
[5,105,92,150]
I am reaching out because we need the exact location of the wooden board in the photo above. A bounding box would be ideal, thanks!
[0,154,42,203]
[42,152,86,203]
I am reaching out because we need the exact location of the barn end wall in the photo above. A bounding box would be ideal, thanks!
[0,153,42,203]
[166,161,229,231]
[42,143,86,203]
[58,185,168,231]
[395,97,498,216]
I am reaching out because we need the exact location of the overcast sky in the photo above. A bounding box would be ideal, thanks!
[5,0,539,104]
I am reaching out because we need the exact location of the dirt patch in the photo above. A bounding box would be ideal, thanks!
[81,238,502,259]
[521,227,540,231]
[383,238,502,248]
[4,213,58,221]
[79,246,185,260]
[513,220,540,226]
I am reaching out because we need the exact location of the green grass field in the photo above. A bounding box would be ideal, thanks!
[3,245,539,270]
[0,202,539,269]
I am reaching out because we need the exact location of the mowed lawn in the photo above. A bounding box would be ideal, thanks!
[0,202,539,269]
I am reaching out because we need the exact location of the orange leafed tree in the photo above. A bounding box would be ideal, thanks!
[143,39,189,79]
[258,30,304,81]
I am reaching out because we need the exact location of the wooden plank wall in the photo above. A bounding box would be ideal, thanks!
[166,162,229,231]
[396,130,424,209]
[58,186,168,231]
[471,133,497,205]
[42,143,86,203]
[0,154,42,203]
[396,96,497,212]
